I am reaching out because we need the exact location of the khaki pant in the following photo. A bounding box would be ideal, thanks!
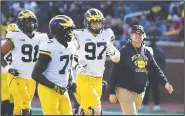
[116,87,145,115]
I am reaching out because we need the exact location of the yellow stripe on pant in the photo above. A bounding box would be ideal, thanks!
[38,84,73,115]
[75,74,103,114]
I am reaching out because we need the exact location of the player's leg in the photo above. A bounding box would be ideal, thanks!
[7,74,15,115]
[75,74,91,115]
[76,74,102,115]
[25,78,36,115]
[116,87,137,115]
[1,72,11,115]
[7,95,14,115]
[90,76,103,115]
[9,77,29,115]
[58,92,73,115]
[38,84,60,115]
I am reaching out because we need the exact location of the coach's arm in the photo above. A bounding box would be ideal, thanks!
[149,52,173,94]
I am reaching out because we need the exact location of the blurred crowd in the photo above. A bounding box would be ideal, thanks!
[1,1,184,48]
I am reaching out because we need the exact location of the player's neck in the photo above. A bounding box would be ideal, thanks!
[87,29,98,37]
[56,39,68,48]
[24,32,34,38]
[91,32,98,37]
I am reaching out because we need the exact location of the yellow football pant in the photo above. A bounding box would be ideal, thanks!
[75,74,102,115]
[1,72,14,103]
[8,76,36,115]
[38,84,73,115]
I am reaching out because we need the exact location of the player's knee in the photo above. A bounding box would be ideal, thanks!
[90,106,101,115]
[21,109,31,116]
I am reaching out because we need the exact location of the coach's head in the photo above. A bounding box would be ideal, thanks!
[130,25,145,47]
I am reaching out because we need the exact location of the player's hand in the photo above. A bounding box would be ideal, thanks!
[76,64,86,74]
[8,68,20,77]
[102,80,108,90]
[53,84,67,95]
[109,94,117,103]
[106,45,115,56]
[68,82,77,93]
[165,83,173,94]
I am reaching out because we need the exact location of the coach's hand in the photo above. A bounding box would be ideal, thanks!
[109,94,117,103]
[53,84,67,95]
[8,68,20,77]
[165,83,173,94]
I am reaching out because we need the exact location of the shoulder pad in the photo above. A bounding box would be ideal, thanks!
[73,29,84,40]
[105,28,115,42]
[39,41,51,52]
[6,31,20,39]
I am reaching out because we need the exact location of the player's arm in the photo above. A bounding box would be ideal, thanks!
[1,39,14,68]
[31,50,54,88]
[106,29,120,63]
[67,68,77,93]
[72,54,87,74]
[110,42,120,63]
[32,50,66,95]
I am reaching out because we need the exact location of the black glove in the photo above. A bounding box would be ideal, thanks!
[102,80,108,90]
[8,68,20,77]
[53,84,67,95]
[68,82,77,93]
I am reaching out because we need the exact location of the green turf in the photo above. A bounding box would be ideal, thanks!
[31,105,184,115]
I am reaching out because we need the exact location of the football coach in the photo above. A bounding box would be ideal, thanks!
[108,25,173,115]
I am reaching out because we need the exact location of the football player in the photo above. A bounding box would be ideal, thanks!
[32,15,76,115]
[1,23,18,115]
[72,8,120,115]
[1,10,49,115]
[1,23,20,115]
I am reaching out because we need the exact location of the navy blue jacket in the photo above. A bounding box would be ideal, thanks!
[109,42,168,94]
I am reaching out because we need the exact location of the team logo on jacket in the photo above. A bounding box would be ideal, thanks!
[134,60,146,68]
[131,54,148,72]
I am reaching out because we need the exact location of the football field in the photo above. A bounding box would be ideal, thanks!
[31,105,184,115]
